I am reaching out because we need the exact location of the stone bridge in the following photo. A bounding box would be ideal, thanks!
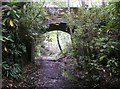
[19,7,78,64]
[40,7,78,34]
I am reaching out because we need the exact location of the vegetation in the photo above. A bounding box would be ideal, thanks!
[1,1,120,88]
[2,2,25,81]
[65,2,120,88]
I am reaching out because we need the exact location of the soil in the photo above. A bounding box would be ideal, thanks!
[2,56,80,89]
[2,56,120,89]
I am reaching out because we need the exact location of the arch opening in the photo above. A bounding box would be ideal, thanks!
[35,30,72,60]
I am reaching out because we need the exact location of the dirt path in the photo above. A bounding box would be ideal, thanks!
[34,58,67,88]
[2,56,80,89]
[3,56,120,89]
[31,56,79,89]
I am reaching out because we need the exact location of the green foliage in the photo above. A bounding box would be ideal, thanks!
[66,2,120,84]
[63,70,78,82]
[2,61,22,81]
[19,2,45,37]
[2,2,27,62]
[106,58,119,75]
[99,55,107,62]
[2,2,27,81]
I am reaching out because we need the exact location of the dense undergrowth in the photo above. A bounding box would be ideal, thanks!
[1,2,45,81]
[64,2,120,88]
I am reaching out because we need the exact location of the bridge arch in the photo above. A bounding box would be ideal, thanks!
[18,18,75,63]
[40,18,75,34]
[39,30,71,56]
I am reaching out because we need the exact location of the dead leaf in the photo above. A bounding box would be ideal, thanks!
[9,19,14,27]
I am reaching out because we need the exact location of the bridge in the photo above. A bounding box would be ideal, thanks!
[41,18,73,34]
[39,7,78,34]
[18,7,78,62]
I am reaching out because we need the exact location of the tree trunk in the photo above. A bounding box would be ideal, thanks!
[67,0,74,49]
[81,0,86,7]
[102,0,105,6]
[57,31,63,54]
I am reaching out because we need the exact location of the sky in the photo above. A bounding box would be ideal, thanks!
[1,0,118,5]
[36,0,102,7]
[31,0,109,7]
[1,0,118,3]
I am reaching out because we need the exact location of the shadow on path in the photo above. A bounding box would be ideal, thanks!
[33,56,80,89]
